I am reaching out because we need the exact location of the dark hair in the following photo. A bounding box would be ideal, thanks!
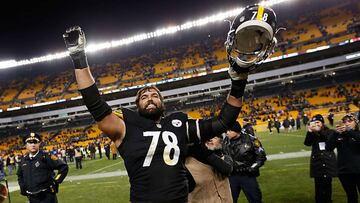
[135,86,163,107]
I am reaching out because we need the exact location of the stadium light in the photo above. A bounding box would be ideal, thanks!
[0,0,294,69]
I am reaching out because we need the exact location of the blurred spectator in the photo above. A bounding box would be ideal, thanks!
[296,115,301,130]
[283,117,290,133]
[290,116,295,131]
[327,114,360,203]
[6,153,15,176]
[267,119,273,134]
[303,114,309,125]
[327,110,334,127]
[274,118,281,134]
[95,139,102,159]
[15,154,22,169]
[60,148,67,163]
[304,114,337,203]
[74,146,83,169]
[104,141,111,160]
[68,146,75,162]
[0,155,5,177]
[88,143,96,160]
[111,142,117,160]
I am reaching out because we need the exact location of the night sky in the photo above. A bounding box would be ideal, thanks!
[0,0,341,62]
[0,0,258,60]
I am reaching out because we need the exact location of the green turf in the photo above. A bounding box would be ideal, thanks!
[7,129,349,203]
[256,129,308,154]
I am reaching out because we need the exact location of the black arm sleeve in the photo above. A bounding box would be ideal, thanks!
[79,83,112,122]
[187,102,241,143]
[206,154,233,176]
[230,79,247,98]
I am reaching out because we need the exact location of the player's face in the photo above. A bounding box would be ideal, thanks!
[26,141,40,153]
[138,89,164,120]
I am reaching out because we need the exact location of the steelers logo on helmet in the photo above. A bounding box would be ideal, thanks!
[225,4,278,69]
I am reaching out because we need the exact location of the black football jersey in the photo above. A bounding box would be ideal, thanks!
[117,108,192,202]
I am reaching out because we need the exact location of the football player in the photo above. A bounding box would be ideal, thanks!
[63,4,277,202]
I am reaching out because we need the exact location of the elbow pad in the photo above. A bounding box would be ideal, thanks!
[212,102,241,135]
[79,83,112,121]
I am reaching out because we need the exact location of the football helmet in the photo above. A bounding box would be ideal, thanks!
[225,4,278,69]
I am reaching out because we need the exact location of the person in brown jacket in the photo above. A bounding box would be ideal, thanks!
[110,141,117,160]
[186,135,233,203]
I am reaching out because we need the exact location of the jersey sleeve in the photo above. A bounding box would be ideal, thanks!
[186,116,224,144]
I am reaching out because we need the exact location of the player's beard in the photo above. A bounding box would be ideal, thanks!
[138,101,165,121]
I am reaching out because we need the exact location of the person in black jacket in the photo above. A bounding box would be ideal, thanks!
[17,133,68,203]
[104,141,111,160]
[289,116,295,131]
[274,118,281,133]
[296,115,301,130]
[327,114,360,203]
[283,117,290,133]
[223,121,267,203]
[304,114,337,203]
[243,118,255,136]
[267,119,273,134]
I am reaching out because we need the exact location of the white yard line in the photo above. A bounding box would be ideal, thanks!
[88,161,122,174]
[8,151,312,192]
[267,151,311,160]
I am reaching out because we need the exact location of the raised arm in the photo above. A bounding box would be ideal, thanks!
[187,62,248,143]
[63,26,125,146]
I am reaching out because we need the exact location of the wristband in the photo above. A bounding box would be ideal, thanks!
[230,79,247,98]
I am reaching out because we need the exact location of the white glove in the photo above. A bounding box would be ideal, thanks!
[63,26,86,55]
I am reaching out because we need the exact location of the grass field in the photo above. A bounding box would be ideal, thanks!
[5,128,349,203]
